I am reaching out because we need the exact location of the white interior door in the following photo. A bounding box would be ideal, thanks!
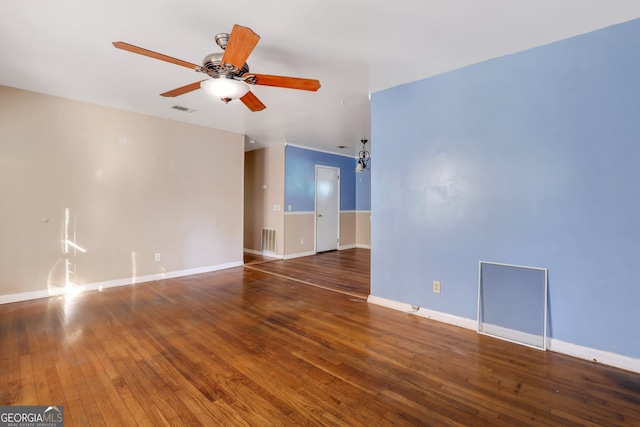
[315,166,340,252]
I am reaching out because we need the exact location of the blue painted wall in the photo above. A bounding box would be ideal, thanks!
[356,161,371,211]
[371,19,640,359]
[285,145,356,211]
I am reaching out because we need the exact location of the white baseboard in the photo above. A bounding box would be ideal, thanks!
[412,306,477,330]
[243,248,263,256]
[243,249,282,260]
[367,294,640,374]
[367,295,476,330]
[339,244,356,250]
[338,244,370,250]
[548,338,640,374]
[283,251,315,260]
[0,289,52,305]
[0,261,243,305]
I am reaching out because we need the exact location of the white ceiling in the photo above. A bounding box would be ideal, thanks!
[2,1,640,156]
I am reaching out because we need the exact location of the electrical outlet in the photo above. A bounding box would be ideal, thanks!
[300,238,304,245]
[433,280,441,294]
[155,253,161,262]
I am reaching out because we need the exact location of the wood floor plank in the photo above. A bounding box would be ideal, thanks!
[25,329,54,405]
[1,249,639,425]
[18,354,38,403]
[0,306,22,405]
[245,248,370,298]
[185,318,352,425]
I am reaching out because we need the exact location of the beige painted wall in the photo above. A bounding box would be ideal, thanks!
[0,85,244,298]
[244,145,285,256]
[340,211,356,248]
[284,211,367,256]
[356,211,371,248]
[283,213,315,256]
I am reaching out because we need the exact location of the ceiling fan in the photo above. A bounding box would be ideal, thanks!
[112,24,321,112]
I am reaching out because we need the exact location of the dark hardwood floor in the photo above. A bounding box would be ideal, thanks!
[245,248,370,299]
[1,249,639,425]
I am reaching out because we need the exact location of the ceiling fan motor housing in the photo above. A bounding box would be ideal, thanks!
[201,52,249,78]
[214,32,229,49]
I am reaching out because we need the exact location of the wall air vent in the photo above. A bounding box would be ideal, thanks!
[261,227,277,256]
[171,105,196,113]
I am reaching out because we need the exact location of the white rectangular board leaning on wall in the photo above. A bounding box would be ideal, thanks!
[477,261,548,350]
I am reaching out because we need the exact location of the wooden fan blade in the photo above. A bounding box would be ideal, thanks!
[160,80,206,97]
[221,25,260,70]
[112,41,200,70]
[251,74,321,91]
[240,91,266,112]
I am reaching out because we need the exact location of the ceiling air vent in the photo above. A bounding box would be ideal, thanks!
[171,105,196,113]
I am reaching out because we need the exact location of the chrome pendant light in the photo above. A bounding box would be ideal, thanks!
[355,139,370,172]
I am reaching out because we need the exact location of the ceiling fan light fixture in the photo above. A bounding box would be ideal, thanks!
[201,77,249,102]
